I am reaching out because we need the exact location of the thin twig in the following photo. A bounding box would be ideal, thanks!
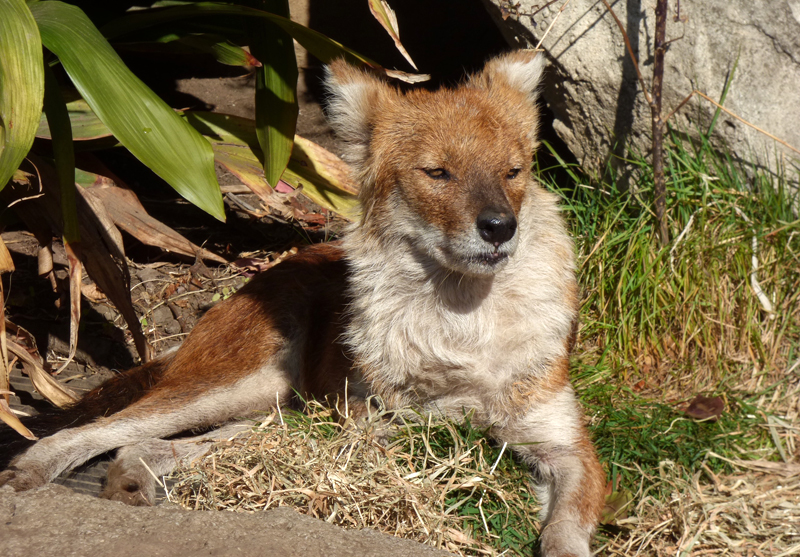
[599,0,652,106]
[665,90,800,157]
[534,0,573,52]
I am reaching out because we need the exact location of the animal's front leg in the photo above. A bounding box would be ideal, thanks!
[498,386,605,557]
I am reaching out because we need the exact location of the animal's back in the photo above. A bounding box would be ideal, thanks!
[0,243,351,473]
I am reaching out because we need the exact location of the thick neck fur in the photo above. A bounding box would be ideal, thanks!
[342,184,578,425]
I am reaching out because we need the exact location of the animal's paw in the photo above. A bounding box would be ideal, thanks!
[100,461,155,506]
[0,467,48,491]
[539,521,592,557]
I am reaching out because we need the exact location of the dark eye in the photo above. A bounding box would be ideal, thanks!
[507,168,522,179]
[423,168,450,180]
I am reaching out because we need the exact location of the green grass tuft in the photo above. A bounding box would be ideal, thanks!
[539,131,800,394]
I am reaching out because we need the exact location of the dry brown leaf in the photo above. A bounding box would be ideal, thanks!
[6,338,78,408]
[80,281,107,303]
[0,239,13,419]
[0,236,14,273]
[0,398,36,440]
[684,394,725,421]
[2,155,152,362]
[53,241,82,376]
[367,0,418,70]
[4,320,43,360]
[37,243,54,277]
[382,69,431,84]
[76,156,226,264]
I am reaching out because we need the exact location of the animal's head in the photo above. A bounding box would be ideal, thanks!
[325,51,545,276]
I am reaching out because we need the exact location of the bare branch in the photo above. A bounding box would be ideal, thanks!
[652,0,669,245]
[599,0,653,107]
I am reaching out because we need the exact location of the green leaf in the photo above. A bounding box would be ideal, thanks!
[178,34,261,67]
[37,98,113,141]
[245,0,298,188]
[600,489,633,525]
[0,0,44,192]
[42,64,79,243]
[31,1,225,221]
[120,34,261,68]
[101,2,378,67]
[186,111,359,220]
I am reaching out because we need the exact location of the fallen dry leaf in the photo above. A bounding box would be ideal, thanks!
[231,247,298,276]
[76,156,226,264]
[0,237,14,397]
[0,398,36,440]
[0,236,14,274]
[684,394,725,421]
[600,489,633,526]
[80,281,107,303]
[6,337,78,408]
[383,69,431,84]
[53,240,82,375]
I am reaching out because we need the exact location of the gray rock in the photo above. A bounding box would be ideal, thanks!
[135,267,167,295]
[164,318,183,336]
[0,484,452,557]
[482,0,800,184]
[152,304,174,325]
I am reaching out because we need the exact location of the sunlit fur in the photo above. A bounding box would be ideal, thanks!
[1,51,604,557]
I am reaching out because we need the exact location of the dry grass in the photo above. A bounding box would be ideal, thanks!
[606,462,800,556]
[167,384,800,556]
[600,384,800,556]
[170,404,540,556]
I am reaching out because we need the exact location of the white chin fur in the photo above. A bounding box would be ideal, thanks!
[429,232,519,277]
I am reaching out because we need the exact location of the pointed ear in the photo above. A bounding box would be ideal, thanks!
[471,50,546,104]
[324,61,390,169]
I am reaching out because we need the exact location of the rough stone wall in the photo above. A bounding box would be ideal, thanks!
[482,0,800,184]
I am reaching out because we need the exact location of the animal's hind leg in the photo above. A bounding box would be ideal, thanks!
[101,422,254,506]
[1,369,292,492]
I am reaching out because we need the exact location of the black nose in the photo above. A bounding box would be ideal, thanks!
[476,207,517,246]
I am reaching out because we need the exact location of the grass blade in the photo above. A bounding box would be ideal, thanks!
[0,0,44,192]
[31,1,225,221]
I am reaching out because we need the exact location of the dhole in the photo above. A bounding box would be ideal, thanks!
[1,51,605,556]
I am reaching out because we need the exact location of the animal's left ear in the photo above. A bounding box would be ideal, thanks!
[324,60,391,172]
[471,50,545,104]
[471,50,545,145]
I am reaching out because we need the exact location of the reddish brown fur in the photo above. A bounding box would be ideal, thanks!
[2,52,605,557]
[116,244,352,420]
[365,86,532,237]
